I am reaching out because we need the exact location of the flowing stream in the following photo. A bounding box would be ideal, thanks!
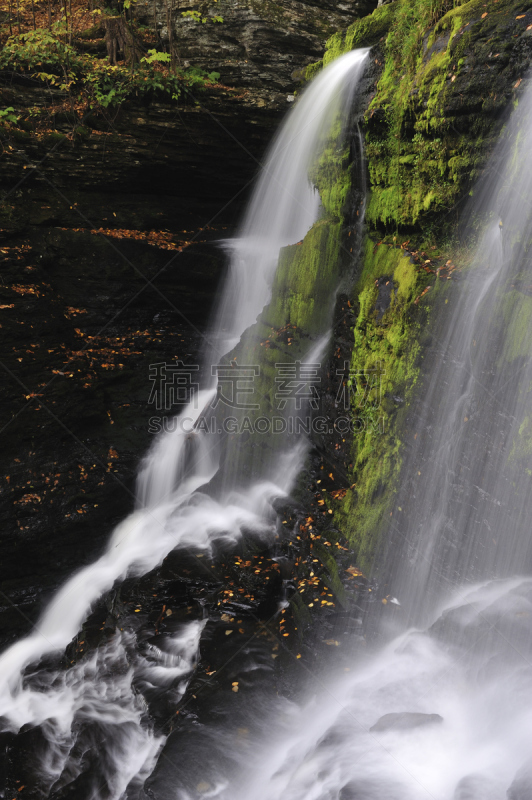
[0,50,370,797]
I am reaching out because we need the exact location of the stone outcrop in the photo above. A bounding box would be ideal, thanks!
[136,0,378,96]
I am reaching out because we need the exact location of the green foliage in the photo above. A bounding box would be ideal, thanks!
[0,107,19,124]
[0,28,220,116]
[141,49,171,63]
[0,27,75,75]
[181,9,223,23]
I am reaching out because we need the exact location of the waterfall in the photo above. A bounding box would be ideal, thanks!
[208,77,532,800]
[0,49,370,798]
[381,78,532,622]
[211,51,368,354]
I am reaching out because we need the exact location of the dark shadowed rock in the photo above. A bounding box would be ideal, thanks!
[136,0,379,97]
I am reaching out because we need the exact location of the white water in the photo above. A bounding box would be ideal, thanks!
[0,49,370,798]
[208,74,532,800]
[24,624,205,799]
[227,578,532,800]
[212,50,369,353]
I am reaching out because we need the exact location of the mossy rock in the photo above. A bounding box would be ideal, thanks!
[76,23,105,39]
[331,237,429,569]
[311,0,532,235]
[41,132,68,145]
[74,125,91,140]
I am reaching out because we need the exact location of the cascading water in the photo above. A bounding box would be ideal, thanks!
[209,75,532,800]
[0,49,370,798]
[210,51,369,356]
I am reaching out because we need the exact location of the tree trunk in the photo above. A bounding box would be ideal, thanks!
[167,0,176,70]
[104,16,141,65]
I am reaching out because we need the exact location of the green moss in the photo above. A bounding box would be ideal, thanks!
[394,253,418,303]
[509,415,532,462]
[74,125,90,140]
[294,0,532,573]
[266,220,342,332]
[332,238,428,569]
[312,0,530,232]
[77,23,104,39]
[264,113,355,332]
[37,132,68,146]
[322,3,397,67]
[305,59,323,82]
[498,290,532,364]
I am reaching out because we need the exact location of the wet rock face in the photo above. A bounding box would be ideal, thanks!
[453,774,503,800]
[0,0,377,648]
[136,0,378,95]
[0,82,279,646]
[369,711,443,732]
[507,761,532,800]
